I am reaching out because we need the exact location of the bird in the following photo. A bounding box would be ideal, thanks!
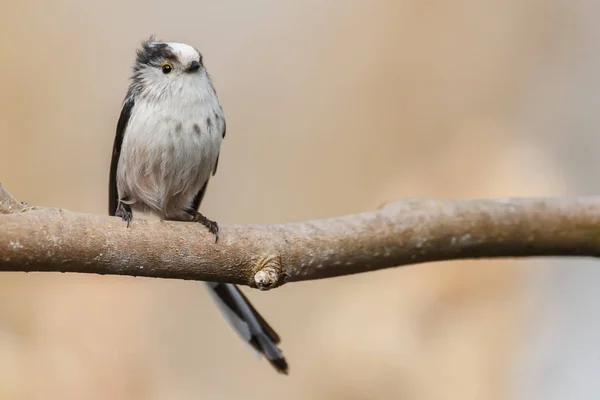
[108,37,288,374]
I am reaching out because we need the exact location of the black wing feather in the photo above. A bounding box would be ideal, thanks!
[190,179,208,212]
[212,152,219,176]
[109,96,135,216]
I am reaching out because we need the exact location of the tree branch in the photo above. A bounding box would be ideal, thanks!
[1,183,600,289]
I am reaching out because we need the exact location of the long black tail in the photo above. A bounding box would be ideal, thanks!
[205,282,288,374]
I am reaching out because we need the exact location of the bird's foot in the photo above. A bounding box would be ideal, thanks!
[121,211,132,228]
[192,212,219,243]
[115,201,133,228]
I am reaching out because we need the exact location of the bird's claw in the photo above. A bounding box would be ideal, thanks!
[193,212,219,243]
[115,201,133,228]
[121,211,132,228]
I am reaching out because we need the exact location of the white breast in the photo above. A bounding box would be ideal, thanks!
[117,72,224,220]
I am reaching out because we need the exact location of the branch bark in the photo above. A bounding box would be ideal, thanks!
[1,183,600,289]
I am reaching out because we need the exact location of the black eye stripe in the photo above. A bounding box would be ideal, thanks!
[135,39,177,67]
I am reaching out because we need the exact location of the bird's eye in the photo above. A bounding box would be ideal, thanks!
[161,63,173,74]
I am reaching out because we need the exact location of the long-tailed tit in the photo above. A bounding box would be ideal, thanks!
[108,37,288,374]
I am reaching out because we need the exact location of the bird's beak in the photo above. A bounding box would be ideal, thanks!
[188,60,201,72]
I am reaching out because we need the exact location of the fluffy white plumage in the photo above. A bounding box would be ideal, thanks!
[116,42,224,220]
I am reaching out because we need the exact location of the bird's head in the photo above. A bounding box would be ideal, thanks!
[130,37,209,98]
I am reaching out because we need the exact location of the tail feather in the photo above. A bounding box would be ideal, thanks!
[205,282,288,374]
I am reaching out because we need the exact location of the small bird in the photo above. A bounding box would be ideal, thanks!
[108,37,288,373]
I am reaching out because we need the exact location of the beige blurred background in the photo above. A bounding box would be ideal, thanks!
[1,0,599,399]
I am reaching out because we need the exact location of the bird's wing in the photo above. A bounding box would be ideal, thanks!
[192,116,225,210]
[109,96,135,216]
[212,152,219,176]
[212,118,226,176]
[190,179,209,212]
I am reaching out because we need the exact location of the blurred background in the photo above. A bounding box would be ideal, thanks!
[1,0,599,398]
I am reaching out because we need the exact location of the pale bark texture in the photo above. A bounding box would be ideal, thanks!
[2,183,600,289]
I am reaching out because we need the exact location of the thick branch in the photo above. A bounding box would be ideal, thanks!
[1,184,600,289]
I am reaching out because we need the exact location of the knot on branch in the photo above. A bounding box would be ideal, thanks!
[253,255,283,290]
[0,184,32,214]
